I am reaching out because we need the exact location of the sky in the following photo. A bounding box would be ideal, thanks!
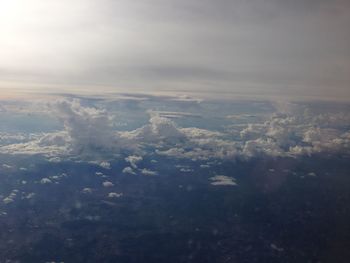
[0,0,349,100]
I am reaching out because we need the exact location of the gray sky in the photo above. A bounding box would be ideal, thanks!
[0,0,349,100]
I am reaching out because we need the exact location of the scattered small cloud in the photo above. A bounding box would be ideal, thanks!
[180,168,193,173]
[307,172,317,177]
[122,167,136,175]
[100,161,111,169]
[82,188,93,194]
[210,175,237,186]
[3,197,14,204]
[270,243,284,252]
[40,178,52,184]
[125,155,143,169]
[140,169,158,176]
[48,157,62,163]
[108,192,123,198]
[2,190,18,204]
[102,181,114,187]
[23,192,35,200]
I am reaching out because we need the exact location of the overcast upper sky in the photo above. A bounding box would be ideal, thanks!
[0,0,349,100]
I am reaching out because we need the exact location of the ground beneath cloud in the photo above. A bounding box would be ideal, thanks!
[1,154,349,263]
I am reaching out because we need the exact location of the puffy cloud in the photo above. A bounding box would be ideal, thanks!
[0,99,133,158]
[53,99,129,156]
[240,124,266,140]
[181,127,223,139]
[0,132,35,146]
[157,106,350,160]
[0,131,70,157]
[37,131,69,147]
[236,109,350,158]
[123,116,185,144]
[242,138,285,158]
[156,136,240,161]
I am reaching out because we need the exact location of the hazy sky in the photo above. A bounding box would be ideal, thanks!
[0,0,349,100]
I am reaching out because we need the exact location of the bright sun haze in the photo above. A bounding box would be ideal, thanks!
[0,0,350,100]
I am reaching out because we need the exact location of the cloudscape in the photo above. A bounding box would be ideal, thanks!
[0,1,350,262]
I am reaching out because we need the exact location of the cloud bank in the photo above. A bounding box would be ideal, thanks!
[1,99,350,162]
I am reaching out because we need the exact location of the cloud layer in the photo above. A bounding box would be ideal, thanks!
[0,0,349,100]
